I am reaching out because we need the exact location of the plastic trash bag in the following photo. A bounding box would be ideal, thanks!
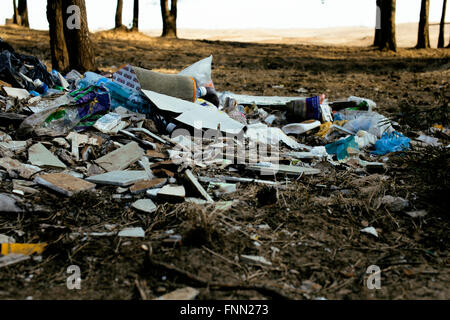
[0,38,60,91]
[336,110,393,138]
[19,86,110,137]
[325,135,360,161]
[372,131,410,155]
[178,55,215,88]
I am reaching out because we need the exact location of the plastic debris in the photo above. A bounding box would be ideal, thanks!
[372,132,410,155]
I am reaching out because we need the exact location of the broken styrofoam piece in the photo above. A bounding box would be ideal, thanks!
[28,143,67,169]
[0,254,30,268]
[131,199,157,213]
[240,254,272,266]
[142,89,244,134]
[154,287,199,300]
[86,170,148,186]
[208,182,237,197]
[282,120,321,135]
[405,210,428,218]
[95,141,144,172]
[246,163,321,176]
[157,185,186,202]
[3,87,30,99]
[0,234,15,243]
[360,227,379,238]
[245,123,308,150]
[118,227,145,238]
[35,173,96,197]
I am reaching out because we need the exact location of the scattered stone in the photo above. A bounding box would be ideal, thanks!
[157,185,186,202]
[0,157,41,179]
[381,195,409,212]
[240,254,272,266]
[146,188,161,199]
[131,199,157,213]
[130,178,167,194]
[28,143,67,169]
[184,169,214,203]
[154,287,199,300]
[95,141,144,172]
[53,137,70,149]
[0,141,27,153]
[146,150,167,159]
[185,197,209,205]
[35,173,96,197]
[86,170,148,186]
[0,193,24,213]
[86,163,105,177]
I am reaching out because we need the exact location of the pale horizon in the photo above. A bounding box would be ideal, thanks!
[0,0,448,31]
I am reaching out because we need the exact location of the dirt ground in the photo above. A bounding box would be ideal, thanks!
[0,25,449,300]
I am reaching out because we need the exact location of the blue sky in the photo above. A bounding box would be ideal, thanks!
[1,0,448,30]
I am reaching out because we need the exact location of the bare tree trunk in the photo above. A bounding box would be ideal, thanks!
[47,0,70,73]
[132,0,139,31]
[438,0,447,48]
[62,0,97,73]
[17,0,29,28]
[161,0,177,38]
[379,0,397,51]
[417,0,430,48]
[115,0,124,29]
[373,0,382,46]
[12,0,20,25]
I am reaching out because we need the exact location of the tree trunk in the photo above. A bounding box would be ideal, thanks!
[12,0,20,25]
[17,0,29,28]
[62,0,97,73]
[47,0,70,73]
[416,0,430,48]
[115,0,124,29]
[132,0,139,31]
[438,0,447,48]
[379,0,397,51]
[373,0,382,46]
[161,0,177,38]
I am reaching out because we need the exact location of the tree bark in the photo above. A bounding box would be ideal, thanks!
[438,0,447,48]
[132,0,139,31]
[373,0,382,46]
[62,0,97,73]
[416,0,430,48]
[47,0,70,73]
[161,0,177,38]
[115,0,124,29]
[17,0,29,28]
[378,0,397,51]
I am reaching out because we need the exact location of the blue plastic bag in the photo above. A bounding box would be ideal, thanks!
[372,131,410,155]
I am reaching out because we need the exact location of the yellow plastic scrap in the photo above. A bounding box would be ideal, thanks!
[1,243,47,256]
[316,122,332,138]
[432,124,444,130]
[316,120,349,138]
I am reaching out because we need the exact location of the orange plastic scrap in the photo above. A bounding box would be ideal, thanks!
[0,243,47,256]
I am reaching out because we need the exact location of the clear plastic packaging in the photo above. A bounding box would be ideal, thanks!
[178,55,215,88]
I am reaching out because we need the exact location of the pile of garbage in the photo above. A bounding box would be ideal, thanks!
[0,38,448,268]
